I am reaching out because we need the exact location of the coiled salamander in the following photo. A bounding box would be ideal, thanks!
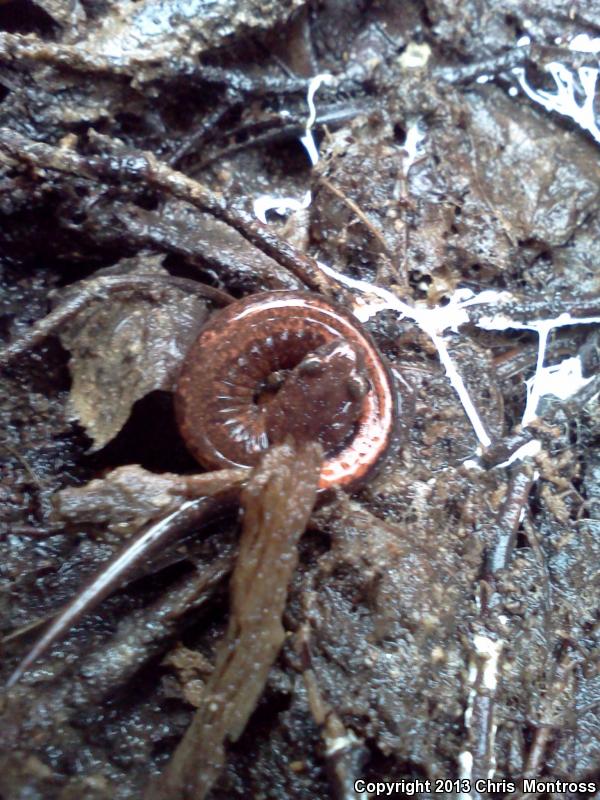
[176,290,397,489]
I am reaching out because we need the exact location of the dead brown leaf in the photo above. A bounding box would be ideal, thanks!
[59,257,209,450]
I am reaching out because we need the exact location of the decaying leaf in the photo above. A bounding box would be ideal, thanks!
[53,464,248,534]
[465,91,600,246]
[0,0,305,82]
[58,256,209,450]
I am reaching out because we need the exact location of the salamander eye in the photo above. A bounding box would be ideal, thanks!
[299,356,324,376]
[264,369,287,390]
[347,374,370,400]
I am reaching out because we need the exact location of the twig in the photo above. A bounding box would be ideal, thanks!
[148,441,322,800]
[460,465,534,797]
[434,43,593,85]
[470,295,600,329]
[0,274,233,367]
[511,651,578,798]
[460,634,503,798]
[486,467,535,577]
[169,106,235,167]
[70,548,236,706]
[192,103,369,171]
[317,175,394,259]
[114,202,303,291]
[298,624,368,800]
[6,488,240,687]
[0,129,339,295]
[434,46,532,84]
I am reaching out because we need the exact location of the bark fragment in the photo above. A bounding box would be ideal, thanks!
[149,440,322,800]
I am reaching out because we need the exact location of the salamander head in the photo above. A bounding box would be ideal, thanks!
[266,339,370,454]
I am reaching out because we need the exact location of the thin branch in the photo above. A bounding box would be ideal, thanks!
[0,274,233,367]
[0,129,340,295]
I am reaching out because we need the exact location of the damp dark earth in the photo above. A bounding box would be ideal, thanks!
[1,1,599,799]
